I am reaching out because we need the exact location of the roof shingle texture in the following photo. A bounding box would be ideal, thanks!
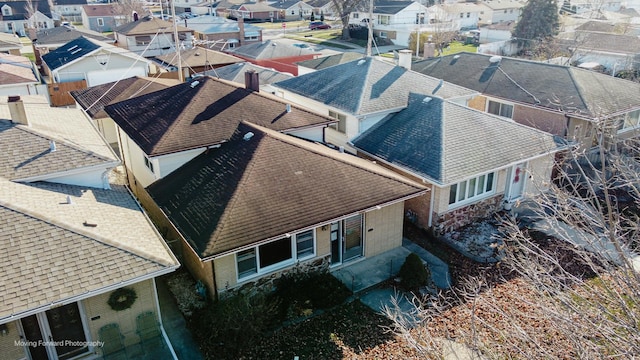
[104,76,335,156]
[33,26,112,45]
[373,0,414,14]
[352,94,559,185]
[42,36,99,71]
[147,123,425,258]
[274,56,477,115]
[0,179,178,321]
[227,39,320,60]
[71,76,179,119]
[412,53,640,119]
[155,48,243,68]
[200,62,293,85]
[114,16,191,35]
[296,52,363,71]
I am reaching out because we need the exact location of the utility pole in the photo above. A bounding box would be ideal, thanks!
[170,0,183,82]
[365,0,373,57]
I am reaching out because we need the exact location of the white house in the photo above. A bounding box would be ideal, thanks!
[480,0,525,24]
[41,36,154,86]
[429,2,486,30]
[349,0,431,46]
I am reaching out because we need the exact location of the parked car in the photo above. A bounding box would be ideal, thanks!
[309,21,331,30]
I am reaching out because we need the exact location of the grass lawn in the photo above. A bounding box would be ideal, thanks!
[440,41,478,56]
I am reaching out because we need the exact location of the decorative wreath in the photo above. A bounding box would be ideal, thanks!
[107,287,137,311]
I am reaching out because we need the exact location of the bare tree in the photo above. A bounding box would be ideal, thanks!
[385,122,640,358]
[330,0,367,40]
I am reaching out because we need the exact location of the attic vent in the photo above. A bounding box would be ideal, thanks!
[243,132,254,141]
[489,55,502,64]
[190,80,200,88]
[49,140,56,152]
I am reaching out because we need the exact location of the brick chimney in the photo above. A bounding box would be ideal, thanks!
[238,17,245,46]
[8,96,29,126]
[244,70,260,92]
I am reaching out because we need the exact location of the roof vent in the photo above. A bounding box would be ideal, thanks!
[357,59,366,66]
[489,55,502,64]
[338,146,344,153]
[271,42,277,46]
[423,96,433,103]
[286,104,291,113]
[453,54,461,59]
[66,195,73,205]
[243,132,254,141]
[49,140,56,152]
[431,79,444,95]
[190,80,200,88]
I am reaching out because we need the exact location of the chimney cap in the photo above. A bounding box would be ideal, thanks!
[8,95,20,102]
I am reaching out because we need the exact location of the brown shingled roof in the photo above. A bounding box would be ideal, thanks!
[147,122,427,259]
[105,76,336,156]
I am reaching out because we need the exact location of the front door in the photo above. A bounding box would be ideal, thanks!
[20,302,89,360]
[330,214,364,266]
[507,162,527,201]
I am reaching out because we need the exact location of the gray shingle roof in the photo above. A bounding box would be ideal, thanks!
[104,76,336,156]
[70,76,179,119]
[412,52,640,119]
[147,122,426,258]
[0,120,115,180]
[558,31,640,54]
[274,56,477,115]
[296,52,363,71]
[0,179,179,321]
[352,94,559,185]
[199,62,293,85]
[114,15,191,35]
[226,39,320,60]
[155,47,243,68]
[32,26,112,45]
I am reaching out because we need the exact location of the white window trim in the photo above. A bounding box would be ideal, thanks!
[617,110,640,133]
[97,17,104,26]
[235,229,316,282]
[486,98,515,119]
[448,172,496,210]
[143,154,155,174]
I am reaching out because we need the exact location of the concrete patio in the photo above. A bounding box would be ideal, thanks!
[332,238,452,294]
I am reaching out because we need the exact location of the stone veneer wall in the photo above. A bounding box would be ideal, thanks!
[432,195,504,234]
[218,255,331,300]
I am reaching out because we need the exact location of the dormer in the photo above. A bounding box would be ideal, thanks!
[2,5,12,16]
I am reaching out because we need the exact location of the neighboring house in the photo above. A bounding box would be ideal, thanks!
[0,0,54,37]
[30,25,113,71]
[229,2,282,21]
[349,0,430,46]
[307,0,336,19]
[296,51,362,75]
[557,31,640,73]
[225,39,321,75]
[429,2,486,30]
[561,0,622,14]
[185,15,263,50]
[352,93,559,233]
[145,121,427,299]
[478,20,515,43]
[154,47,243,78]
[0,32,22,55]
[52,0,88,23]
[197,62,293,92]
[70,76,180,146]
[41,36,153,86]
[270,0,314,21]
[103,76,337,191]
[0,95,180,359]
[0,53,43,96]
[81,3,125,32]
[479,0,524,25]
[113,16,194,58]
[411,52,640,150]
[272,55,479,152]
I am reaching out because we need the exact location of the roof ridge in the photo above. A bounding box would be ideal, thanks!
[9,121,117,164]
[247,121,425,189]
[0,196,174,267]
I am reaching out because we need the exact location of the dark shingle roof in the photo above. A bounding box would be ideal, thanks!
[32,26,112,45]
[226,39,320,60]
[155,48,243,68]
[147,122,425,258]
[104,76,336,156]
[0,0,52,20]
[373,0,414,14]
[274,56,477,115]
[0,120,115,181]
[70,76,179,119]
[296,52,363,71]
[199,62,293,85]
[558,31,640,54]
[412,52,640,119]
[42,36,100,71]
[54,0,87,5]
[574,20,618,33]
[352,94,559,185]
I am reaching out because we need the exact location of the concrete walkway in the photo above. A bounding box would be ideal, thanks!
[156,276,204,360]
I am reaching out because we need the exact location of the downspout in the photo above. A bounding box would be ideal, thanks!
[428,182,435,227]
